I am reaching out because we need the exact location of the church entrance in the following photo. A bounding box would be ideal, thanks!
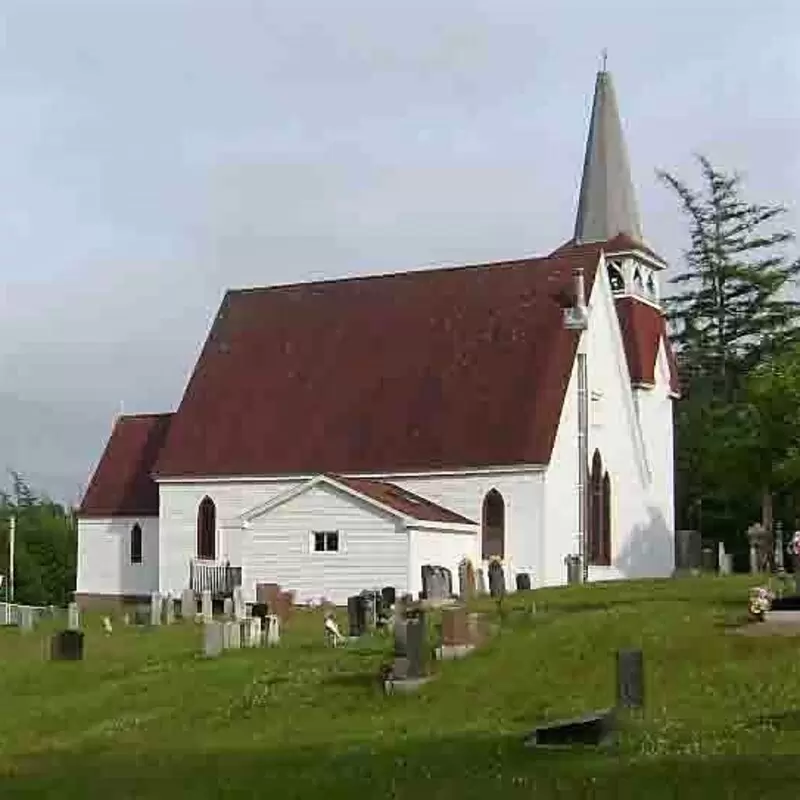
[587,450,611,566]
[481,489,505,560]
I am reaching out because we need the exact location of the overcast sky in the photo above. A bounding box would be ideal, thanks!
[0,0,797,504]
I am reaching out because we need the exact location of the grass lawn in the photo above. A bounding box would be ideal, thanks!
[0,576,799,798]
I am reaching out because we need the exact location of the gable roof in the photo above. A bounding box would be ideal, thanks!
[79,413,173,518]
[615,297,680,396]
[241,474,476,528]
[153,246,602,479]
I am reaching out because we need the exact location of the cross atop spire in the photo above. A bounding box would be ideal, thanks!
[572,68,643,245]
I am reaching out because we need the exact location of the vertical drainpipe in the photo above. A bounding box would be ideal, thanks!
[564,266,590,582]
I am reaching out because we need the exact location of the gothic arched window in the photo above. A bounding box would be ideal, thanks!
[130,523,142,564]
[607,262,624,293]
[481,489,505,560]
[197,496,216,560]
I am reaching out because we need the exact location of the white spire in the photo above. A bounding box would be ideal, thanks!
[573,68,643,245]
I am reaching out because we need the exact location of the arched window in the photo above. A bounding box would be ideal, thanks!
[646,273,657,299]
[587,450,612,566]
[481,489,505,560]
[130,523,142,564]
[633,268,644,293]
[197,496,216,560]
[607,262,624,293]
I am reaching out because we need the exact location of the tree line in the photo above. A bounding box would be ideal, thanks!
[0,472,76,606]
[661,155,800,560]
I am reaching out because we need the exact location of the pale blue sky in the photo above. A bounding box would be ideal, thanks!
[0,0,797,503]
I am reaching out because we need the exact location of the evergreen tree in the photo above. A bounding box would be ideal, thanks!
[658,155,800,401]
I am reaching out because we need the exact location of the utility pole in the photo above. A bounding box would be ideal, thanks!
[9,515,15,603]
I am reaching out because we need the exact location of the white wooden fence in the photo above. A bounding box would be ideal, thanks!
[0,602,52,627]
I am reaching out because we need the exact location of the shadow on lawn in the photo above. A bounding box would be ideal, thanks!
[3,732,800,799]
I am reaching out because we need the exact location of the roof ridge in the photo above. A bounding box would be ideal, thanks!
[223,250,588,297]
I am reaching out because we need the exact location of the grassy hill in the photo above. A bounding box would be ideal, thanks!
[0,576,799,798]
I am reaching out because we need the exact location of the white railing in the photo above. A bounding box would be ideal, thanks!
[0,602,52,627]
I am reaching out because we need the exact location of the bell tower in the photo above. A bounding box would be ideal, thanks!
[572,65,666,309]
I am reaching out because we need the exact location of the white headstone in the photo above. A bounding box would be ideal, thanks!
[150,592,163,626]
[223,597,234,619]
[163,594,176,625]
[222,620,241,650]
[201,590,213,623]
[232,587,246,621]
[67,602,80,631]
[246,616,262,647]
[19,606,35,632]
[266,614,281,646]
[181,588,196,619]
[102,615,113,635]
[203,621,223,657]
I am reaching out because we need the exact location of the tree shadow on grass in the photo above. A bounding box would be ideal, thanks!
[3,732,800,800]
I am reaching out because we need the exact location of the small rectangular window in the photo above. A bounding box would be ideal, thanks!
[312,531,339,552]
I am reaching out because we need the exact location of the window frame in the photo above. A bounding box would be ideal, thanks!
[130,523,143,565]
[312,530,340,553]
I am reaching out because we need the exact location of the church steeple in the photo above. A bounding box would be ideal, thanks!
[573,67,642,245]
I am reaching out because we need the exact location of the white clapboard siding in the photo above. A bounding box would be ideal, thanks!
[76,517,159,597]
[157,479,300,595]
[241,483,409,605]
[407,527,479,598]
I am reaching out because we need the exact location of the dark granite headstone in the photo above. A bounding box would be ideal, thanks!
[675,529,702,571]
[251,602,268,621]
[51,630,84,661]
[700,546,716,572]
[381,586,396,607]
[525,709,616,748]
[402,612,428,679]
[516,573,531,591]
[488,561,505,598]
[421,565,452,600]
[347,595,366,637]
[616,648,644,710]
[770,596,800,611]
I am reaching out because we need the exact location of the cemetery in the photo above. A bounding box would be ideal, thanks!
[0,570,796,798]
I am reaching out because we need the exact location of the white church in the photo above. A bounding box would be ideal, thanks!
[75,69,679,609]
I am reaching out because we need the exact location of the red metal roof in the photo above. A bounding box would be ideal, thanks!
[79,413,172,517]
[615,297,680,395]
[153,247,603,479]
[331,475,476,525]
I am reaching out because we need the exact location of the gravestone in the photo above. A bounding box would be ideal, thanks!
[223,597,234,619]
[181,588,196,619]
[245,616,262,648]
[222,621,241,650]
[150,593,163,626]
[700,547,716,573]
[203,621,223,658]
[394,611,428,679]
[265,614,281,646]
[381,586,396,607]
[458,558,475,600]
[51,630,84,661]
[163,594,176,625]
[616,648,644,710]
[674,529,702,573]
[251,603,268,624]
[360,591,377,630]
[67,602,81,631]
[476,569,487,595]
[516,573,532,591]
[201,590,213,623]
[421,565,453,601]
[720,554,733,576]
[19,606,35,633]
[441,606,469,646]
[347,595,365,637]
[232,587,246,621]
[488,561,505,598]
[525,709,616,748]
[256,583,280,607]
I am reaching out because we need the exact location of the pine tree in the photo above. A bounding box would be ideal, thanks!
[658,156,800,401]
